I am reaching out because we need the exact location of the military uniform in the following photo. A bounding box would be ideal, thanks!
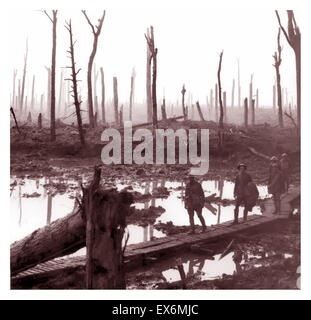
[185,179,206,233]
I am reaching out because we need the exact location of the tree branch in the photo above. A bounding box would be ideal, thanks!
[275,10,292,48]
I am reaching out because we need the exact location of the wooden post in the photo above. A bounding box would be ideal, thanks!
[83,167,133,289]
[196,101,205,121]
[113,77,119,124]
[244,98,248,128]
[100,67,106,124]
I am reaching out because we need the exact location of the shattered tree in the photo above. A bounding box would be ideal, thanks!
[145,26,158,128]
[217,50,224,147]
[65,20,85,146]
[82,10,105,128]
[44,10,58,141]
[181,84,187,120]
[273,28,284,128]
[276,10,301,131]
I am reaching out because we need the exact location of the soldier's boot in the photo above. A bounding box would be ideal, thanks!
[243,208,248,222]
[231,207,239,225]
[188,215,195,234]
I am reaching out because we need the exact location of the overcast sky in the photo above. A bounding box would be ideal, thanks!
[8,7,300,107]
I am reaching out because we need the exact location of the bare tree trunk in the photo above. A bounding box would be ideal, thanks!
[65,20,85,146]
[12,69,17,107]
[217,51,224,129]
[100,67,106,124]
[276,10,300,131]
[215,83,219,122]
[195,102,205,121]
[44,10,57,141]
[20,40,28,114]
[249,75,254,126]
[251,99,256,125]
[82,10,106,128]
[231,79,235,107]
[93,65,99,123]
[256,88,259,109]
[244,98,248,128]
[273,28,283,128]
[237,59,241,108]
[146,28,152,123]
[38,113,42,129]
[129,68,136,122]
[223,91,227,123]
[181,84,187,120]
[161,97,167,120]
[57,71,63,118]
[119,105,124,126]
[145,26,158,128]
[113,77,119,124]
[30,75,35,111]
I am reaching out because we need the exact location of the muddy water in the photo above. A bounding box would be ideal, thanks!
[10,176,269,246]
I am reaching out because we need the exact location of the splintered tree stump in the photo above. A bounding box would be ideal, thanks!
[83,167,133,289]
[11,167,133,285]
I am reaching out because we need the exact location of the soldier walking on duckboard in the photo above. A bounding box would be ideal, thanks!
[185,176,207,234]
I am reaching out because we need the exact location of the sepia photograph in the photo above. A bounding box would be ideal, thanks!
[6,1,305,297]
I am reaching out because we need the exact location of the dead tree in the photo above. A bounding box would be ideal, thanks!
[161,97,167,120]
[223,91,227,123]
[45,67,51,118]
[119,105,124,126]
[256,88,259,109]
[57,70,63,117]
[231,79,235,107]
[82,10,105,128]
[146,28,152,122]
[273,84,276,110]
[100,67,106,124]
[217,51,224,129]
[273,28,283,128]
[181,84,187,120]
[249,74,254,126]
[38,113,42,129]
[40,94,44,115]
[113,77,119,124]
[129,68,136,121]
[44,10,57,141]
[65,20,85,146]
[20,39,28,114]
[30,75,35,110]
[237,59,241,108]
[215,83,219,122]
[276,10,301,131]
[145,26,158,128]
[195,102,205,121]
[244,98,248,128]
[10,107,21,134]
[12,69,17,107]
[93,65,99,117]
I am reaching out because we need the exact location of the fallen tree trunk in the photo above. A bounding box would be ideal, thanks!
[11,188,133,277]
[248,147,271,160]
[11,207,85,276]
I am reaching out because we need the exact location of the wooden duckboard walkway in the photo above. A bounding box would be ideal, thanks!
[12,187,300,281]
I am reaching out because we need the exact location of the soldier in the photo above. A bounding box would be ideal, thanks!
[268,156,285,214]
[185,176,206,234]
[233,163,254,224]
[280,153,291,192]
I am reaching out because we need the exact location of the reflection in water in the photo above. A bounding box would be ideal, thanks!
[10,176,269,246]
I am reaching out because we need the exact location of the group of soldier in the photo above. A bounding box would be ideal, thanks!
[184,153,291,234]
